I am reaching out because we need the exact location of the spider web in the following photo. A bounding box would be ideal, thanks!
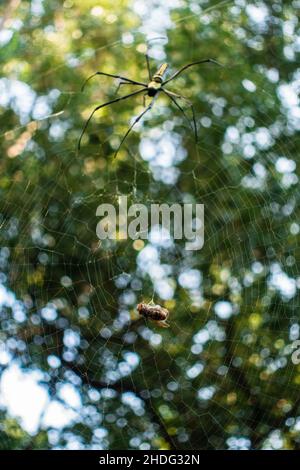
[0,0,300,451]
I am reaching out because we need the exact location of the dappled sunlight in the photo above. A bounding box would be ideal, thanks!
[0,0,300,452]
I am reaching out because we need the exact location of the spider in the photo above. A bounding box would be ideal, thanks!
[78,53,220,157]
[137,302,170,328]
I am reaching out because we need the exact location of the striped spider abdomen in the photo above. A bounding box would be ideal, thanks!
[137,303,170,328]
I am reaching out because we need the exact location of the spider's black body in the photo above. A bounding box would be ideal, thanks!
[78,54,220,157]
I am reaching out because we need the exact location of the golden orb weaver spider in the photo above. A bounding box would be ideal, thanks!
[78,52,221,158]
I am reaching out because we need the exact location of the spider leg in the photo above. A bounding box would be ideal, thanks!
[77,88,145,150]
[114,94,156,159]
[163,88,198,142]
[162,89,197,142]
[81,72,147,92]
[163,59,222,85]
[157,320,170,328]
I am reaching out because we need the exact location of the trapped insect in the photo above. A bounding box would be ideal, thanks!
[137,302,170,328]
[78,49,220,157]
